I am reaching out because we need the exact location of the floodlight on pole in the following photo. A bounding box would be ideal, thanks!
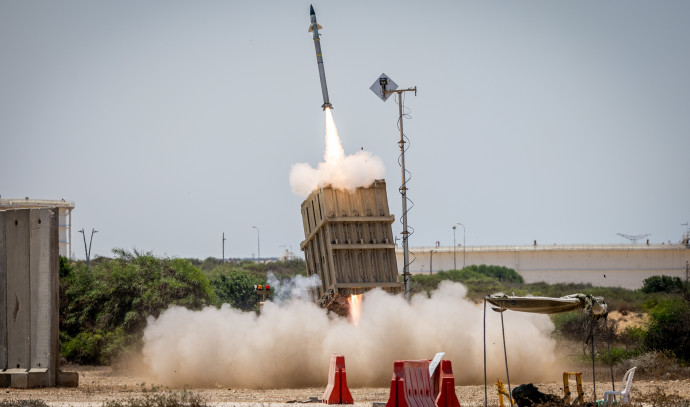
[222,232,226,263]
[252,226,261,259]
[453,225,457,270]
[371,73,417,302]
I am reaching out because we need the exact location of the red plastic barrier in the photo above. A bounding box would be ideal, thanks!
[431,360,461,407]
[385,360,436,407]
[322,354,354,404]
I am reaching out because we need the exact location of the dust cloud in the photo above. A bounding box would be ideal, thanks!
[289,109,385,198]
[141,281,563,388]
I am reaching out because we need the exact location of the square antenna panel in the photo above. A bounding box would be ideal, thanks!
[370,73,398,101]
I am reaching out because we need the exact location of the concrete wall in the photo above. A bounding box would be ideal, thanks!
[397,244,690,290]
[0,208,60,387]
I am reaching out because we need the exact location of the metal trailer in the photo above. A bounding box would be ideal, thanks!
[299,180,402,314]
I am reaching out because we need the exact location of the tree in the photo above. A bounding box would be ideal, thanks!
[59,250,216,364]
[209,268,264,311]
[641,275,684,294]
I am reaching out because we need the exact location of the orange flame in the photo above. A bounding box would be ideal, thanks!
[347,294,363,326]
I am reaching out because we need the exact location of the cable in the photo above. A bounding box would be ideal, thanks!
[395,92,416,297]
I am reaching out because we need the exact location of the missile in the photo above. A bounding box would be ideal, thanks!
[309,5,332,110]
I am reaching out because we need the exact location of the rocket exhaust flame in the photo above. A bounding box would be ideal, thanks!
[347,294,362,326]
[324,108,344,165]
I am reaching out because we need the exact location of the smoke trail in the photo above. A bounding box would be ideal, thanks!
[141,281,563,388]
[289,109,385,198]
[266,271,320,304]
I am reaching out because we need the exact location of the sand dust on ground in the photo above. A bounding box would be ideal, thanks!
[3,365,689,406]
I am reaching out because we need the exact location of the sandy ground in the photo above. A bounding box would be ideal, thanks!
[3,365,690,407]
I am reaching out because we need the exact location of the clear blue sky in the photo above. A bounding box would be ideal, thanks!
[2,1,688,259]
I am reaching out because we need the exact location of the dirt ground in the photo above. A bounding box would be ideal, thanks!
[3,365,690,407]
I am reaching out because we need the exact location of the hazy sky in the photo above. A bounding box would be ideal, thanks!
[2,1,689,260]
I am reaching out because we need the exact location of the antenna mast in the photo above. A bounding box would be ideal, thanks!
[371,74,417,301]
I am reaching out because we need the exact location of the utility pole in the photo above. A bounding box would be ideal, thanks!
[222,232,226,263]
[429,250,435,275]
[252,226,261,259]
[78,228,98,270]
[453,225,457,270]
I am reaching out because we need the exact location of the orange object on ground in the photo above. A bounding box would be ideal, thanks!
[386,360,436,407]
[431,360,461,407]
[322,354,354,404]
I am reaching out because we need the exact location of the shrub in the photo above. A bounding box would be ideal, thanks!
[644,298,690,362]
[60,250,216,364]
[209,268,264,311]
[464,264,524,283]
[641,275,685,294]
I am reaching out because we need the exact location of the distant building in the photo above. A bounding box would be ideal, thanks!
[398,243,690,290]
[0,198,75,258]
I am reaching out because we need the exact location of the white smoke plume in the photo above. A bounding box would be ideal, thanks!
[266,271,320,304]
[140,281,563,388]
[289,109,385,198]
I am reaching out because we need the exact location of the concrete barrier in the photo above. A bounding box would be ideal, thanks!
[0,208,76,388]
[322,354,354,404]
[386,360,436,407]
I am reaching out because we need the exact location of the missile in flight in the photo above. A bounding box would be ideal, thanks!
[309,5,332,110]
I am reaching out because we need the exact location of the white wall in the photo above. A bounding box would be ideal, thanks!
[396,244,690,289]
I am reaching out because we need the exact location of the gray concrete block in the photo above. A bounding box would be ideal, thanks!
[57,369,79,387]
[0,211,7,371]
[29,209,59,386]
[6,368,28,388]
[27,367,49,387]
[0,370,10,387]
[6,210,31,370]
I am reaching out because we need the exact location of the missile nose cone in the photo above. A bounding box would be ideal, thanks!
[310,5,315,16]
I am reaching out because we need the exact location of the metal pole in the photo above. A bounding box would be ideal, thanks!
[397,92,410,302]
[591,318,597,401]
[483,299,488,407]
[453,225,457,270]
[87,229,97,269]
[78,229,88,269]
[222,232,226,263]
[429,250,434,274]
[252,226,260,259]
[606,315,615,392]
[500,311,514,407]
[462,224,466,268]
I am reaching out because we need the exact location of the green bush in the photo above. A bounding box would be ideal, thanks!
[644,298,690,362]
[641,275,686,294]
[596,345,640,365]
[209,267,264,311]
[464,264,524,283]
[59,251,216,364]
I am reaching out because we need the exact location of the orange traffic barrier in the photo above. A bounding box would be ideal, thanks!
[322,354,354,404]
[431,360,461,407]
[386,360,436,407]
